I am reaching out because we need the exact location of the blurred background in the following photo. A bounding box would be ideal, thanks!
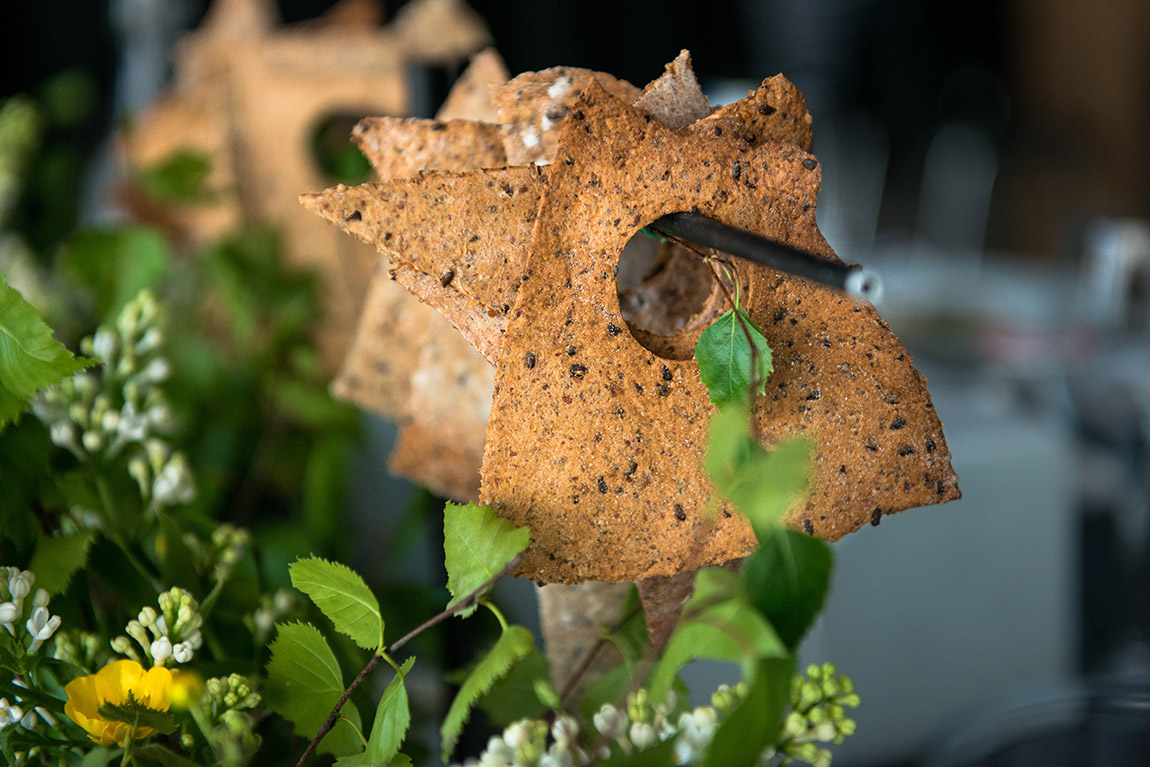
[3,1,1149,765]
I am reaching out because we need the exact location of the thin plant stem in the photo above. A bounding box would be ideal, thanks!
[292,553,524,767]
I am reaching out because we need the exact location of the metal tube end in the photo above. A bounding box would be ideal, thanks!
[844,267,883,303]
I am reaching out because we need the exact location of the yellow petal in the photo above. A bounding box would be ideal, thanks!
[138,666,174,710]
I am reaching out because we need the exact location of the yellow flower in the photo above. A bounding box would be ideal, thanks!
[169,669,203,710]
[64,660,174,745]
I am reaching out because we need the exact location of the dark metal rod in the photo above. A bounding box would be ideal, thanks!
[649,211,881,301]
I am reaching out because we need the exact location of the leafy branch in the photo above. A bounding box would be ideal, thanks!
[288,551,524,767]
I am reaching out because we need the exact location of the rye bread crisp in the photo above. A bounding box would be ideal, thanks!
[478,82,959,583]
[491,67,642,166]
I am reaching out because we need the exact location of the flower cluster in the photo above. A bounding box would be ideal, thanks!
[458,688,728,767]
[773,664,860,767]
[200,674,262,765]
[460,714,583,767]
[593,688,721,765]
[33,290,195,512]
[0,568,62,657]
[112,587,203,667]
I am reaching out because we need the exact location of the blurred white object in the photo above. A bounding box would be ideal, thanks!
[1077,218,1150,333]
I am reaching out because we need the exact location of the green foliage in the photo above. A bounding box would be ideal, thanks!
[60,228,170,322]
[289,557,384,651]
[443,501,531,618]
[96,698,178,736]
[705,407,813,534]
[337,657,414,767]
[478,648,553,727]
[694,307,772,408]
[703,657,793,767]
[648,569,786,702]
[134,150,213,205]
[264,622,364,757]
[743,528,834,651]
[441,624,534,762]
[27,530,96,594]
[0,274,93,428]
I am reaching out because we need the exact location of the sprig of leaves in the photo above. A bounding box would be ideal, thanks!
[0,274,94,429]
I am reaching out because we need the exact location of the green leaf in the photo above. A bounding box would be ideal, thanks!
[742,528,833,651]
[96,697,177,735]
[264,622,364,757]
[131,744,205,767]
[27,531,96,594]
[289,557,384,650]
[79,747,116,767]
[443,502,530,618]
[705,417,813,535]
[302,435,351,548]
[134,150,213,204]
[648,569,786,702]
[703,657,794,767]
[155,511,201,596]
[361,657,414,767]
[0,274,94,428]
[441,625,533,762]
[605,586,650,669]
[694,307,772,407]
[60,228,169,321]
[478,648,552,727]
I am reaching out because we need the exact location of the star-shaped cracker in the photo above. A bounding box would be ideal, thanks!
[304,52,960,585]
[120,0,491,373]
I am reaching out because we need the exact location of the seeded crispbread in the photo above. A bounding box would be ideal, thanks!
[490,66,642,166]
[633,50,712,131]
[353,117,506,181]
[392,0,490,65]
[386,326,496,501]
[300,165,545,364]
[478,82,959,583]
[695,73,814,152]
[303,55,960,585]
[436,48,508,123]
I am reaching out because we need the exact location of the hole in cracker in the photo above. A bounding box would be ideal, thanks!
[616,218,727,360]
[309,110,377,185]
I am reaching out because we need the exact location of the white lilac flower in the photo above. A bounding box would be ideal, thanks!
[0,699,23,729]
[152,453,195,506]
[594,703,627,739]
[629,721,657,751]
[81,430,103,452]
[137,357,171,385]
[91,328,116,364]
[118,401,149,443]
[48,421,82,455]
[171,642,193,664]
[478,735,516,767]
[150,636,172,665]
[0,602,16,629]
[540,745,573,767]
[26,606,61,653]
[8,570,33,602]
[32,588,49,610]
[551,715,578,747]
